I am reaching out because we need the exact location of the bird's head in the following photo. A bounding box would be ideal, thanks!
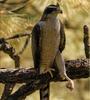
[41,3,62,20]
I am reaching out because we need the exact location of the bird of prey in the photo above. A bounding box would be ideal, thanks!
[32,3,74,100]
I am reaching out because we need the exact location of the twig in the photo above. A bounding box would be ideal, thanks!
[0,38,20,100]
[83,25,90,58]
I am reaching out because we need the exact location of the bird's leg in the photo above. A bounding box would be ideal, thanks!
[55,51,74,90]
[40,65,55,77]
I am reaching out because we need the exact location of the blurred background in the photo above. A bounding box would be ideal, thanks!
[0,0,90,100]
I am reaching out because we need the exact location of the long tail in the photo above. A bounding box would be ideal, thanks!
[40,83,50,100]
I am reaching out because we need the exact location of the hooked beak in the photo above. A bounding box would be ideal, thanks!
[56,8,63,14]
[56,3,63,14]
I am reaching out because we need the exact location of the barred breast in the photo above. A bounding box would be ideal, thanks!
[40,18,60,69]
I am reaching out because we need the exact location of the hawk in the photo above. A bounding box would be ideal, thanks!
[32,3,74,100]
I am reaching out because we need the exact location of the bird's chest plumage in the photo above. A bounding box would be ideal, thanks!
[39,18,60,67]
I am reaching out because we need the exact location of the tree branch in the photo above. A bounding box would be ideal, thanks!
[0,59,89,83]
[0,58,89,99]
[83,25,90,58]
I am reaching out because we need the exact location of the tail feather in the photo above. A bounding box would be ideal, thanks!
[40,83,50,100]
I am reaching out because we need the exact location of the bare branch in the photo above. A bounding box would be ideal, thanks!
[0,38,20,100]
[0,58,89,99]
[83,25,90,58]
[0,59,89,83]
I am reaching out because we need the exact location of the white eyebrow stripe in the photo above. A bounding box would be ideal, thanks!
[48,6,57,9]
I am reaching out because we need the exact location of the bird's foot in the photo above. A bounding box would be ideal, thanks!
[66,79,74,91]
[40,67,55,78]
[59,73,74,90]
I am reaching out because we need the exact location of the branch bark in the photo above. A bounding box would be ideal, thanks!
[0,58,89,99]
[0,59,89,84]
[83,25,90,58]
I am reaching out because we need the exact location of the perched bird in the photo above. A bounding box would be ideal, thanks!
[32,3,74,100]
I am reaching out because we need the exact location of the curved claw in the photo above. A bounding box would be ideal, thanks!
[40,67,55,78]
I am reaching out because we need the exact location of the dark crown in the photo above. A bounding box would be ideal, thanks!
[44,4,59,15]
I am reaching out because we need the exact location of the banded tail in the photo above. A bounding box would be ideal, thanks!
[40,83,50,100]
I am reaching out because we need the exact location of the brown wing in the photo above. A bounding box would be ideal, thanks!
[59,21,66,53]
[32,23,41,71]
